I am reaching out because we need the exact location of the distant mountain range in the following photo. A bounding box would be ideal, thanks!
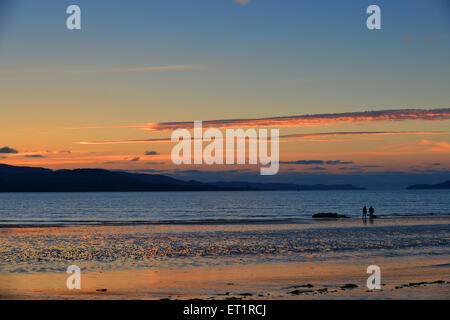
[0,164,365,192]
[211,181,365,191]
[407,180,450,190]
[0,164,232,192]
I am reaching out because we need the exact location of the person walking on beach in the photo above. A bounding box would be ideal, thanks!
[369,206,375,218]
[362,206,367,218]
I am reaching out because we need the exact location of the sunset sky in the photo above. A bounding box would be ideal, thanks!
[1,0,449,186]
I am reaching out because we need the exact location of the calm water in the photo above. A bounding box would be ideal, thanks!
[1,190,449,273]
[0,190,449,226]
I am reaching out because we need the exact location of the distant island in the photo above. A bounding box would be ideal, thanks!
[406,180,450,190]
[0,164,365,192]
[211,181,365,191]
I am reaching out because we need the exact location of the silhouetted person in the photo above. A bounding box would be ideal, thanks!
[363,206,367,218]
[369,206,374,218]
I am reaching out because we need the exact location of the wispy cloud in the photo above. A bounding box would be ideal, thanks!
[419,140,450,152]
[77,130,449,145]
[282,131,449,139]
[143,109,450,131]
[65,124,149,130]
[144,151,160,155]
[279,160,353,165]
[339,165,384,171]
[145,161,166,165]
[403,33,448,42]
[24,154,44,158]
[2,65,201,74]
[234,0,250,5]
[100,65,201,72]
[67,109,450,132]
[307,166,327,171]
[0,146,18,154]
[78,137,171,145]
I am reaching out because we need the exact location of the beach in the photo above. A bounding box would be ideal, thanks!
[1,216,449,300]
[1,0,449,307]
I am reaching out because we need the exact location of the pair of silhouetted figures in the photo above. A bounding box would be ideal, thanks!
[362,206,375,218]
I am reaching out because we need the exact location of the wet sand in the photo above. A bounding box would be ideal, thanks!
[0,217,449,299]
[1,259,449,299]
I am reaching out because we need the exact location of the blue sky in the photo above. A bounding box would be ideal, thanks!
[1,0,449,119]
[0,1,449,187]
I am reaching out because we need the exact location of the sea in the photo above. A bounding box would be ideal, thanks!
[0,190,449,226]
[0,190,449,273]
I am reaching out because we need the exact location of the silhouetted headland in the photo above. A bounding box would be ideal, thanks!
[407,180,450,190]
[0,164,365,192]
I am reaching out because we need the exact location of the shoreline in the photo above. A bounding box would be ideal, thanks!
[1,216,448,299]
[0,213,448,229]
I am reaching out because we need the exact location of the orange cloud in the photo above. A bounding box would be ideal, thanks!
[66,108,450,132]
[234,0,250,5]
[143,108,450,132]
[100,65,201,72]
[419,140,450,152]
[282,131,448,139]
[3,65,201,74]
[77,131,448,145]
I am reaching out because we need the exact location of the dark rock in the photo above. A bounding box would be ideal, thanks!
[407,282,426,287]
[96,288,107,292]
[312,213,347,218]
[289,289,314,295]
[288,283,314,289]
[341,283,358,289]
[239,293,253,297]
[432,280,445,284]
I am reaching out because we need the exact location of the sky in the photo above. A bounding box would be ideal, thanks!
[0,0,449,187]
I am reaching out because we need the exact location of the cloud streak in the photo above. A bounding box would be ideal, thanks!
[419,140,450,152]
[100,65,201,73]
[234,0,250,5]
[144,108,450,132]
[144,151,160,155]
[3,65,201,74]
[66,108,450,132]
[24,154,44,158]
[279,160,353,165]
[282,131,449,139]
[77,130,449,145]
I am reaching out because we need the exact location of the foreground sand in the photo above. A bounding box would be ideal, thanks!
[1,217,449,299]
[1,251,449,299]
